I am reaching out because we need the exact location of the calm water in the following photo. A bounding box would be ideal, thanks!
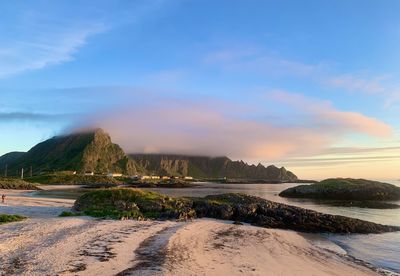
[34,181,400,273]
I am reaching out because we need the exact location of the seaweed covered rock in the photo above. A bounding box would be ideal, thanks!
[73,188,400,234]
[193,193,400,233]
[279,178,400,201]
[74,188,196,220]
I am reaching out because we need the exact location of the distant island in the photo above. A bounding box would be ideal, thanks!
[279,178,400,201]
[0,128,298,184]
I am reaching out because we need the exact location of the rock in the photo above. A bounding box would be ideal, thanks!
[279,178,400,201]
[74,188,400,234]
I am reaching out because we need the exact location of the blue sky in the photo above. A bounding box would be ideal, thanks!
[1,0,400,179]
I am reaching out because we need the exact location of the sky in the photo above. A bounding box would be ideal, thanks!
[1,0,400,180]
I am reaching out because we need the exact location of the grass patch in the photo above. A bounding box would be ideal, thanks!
[0,214,26,224]
[59,211,83,217]
[25,174,122,185]
[0,178,40,190]
[74,188,194,220]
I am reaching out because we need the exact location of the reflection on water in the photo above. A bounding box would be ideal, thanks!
[33,181,400,272]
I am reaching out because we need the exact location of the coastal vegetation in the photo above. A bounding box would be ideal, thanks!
[25,173,121,186]
[73,188,400,234]
[74,188,195,220]
[279,178,400,201]
[0,178,41,190]
[0,214,26,224]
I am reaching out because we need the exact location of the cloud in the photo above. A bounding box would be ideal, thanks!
[267,91,392,137]
[384,91,400,108]
[0,1,170,78]
[0,15,106,78]
[203,48,397,98]
[69,89,392,160]
[204,48,319,77]
[0,112,76,122]
[325,74,386,93]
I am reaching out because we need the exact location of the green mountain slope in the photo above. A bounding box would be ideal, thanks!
[0,129,141,176]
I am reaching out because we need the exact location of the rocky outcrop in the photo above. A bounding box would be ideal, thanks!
[193,193,400,233]
[130,154,298,182]
[74,188,400,234]
[279,178,400,201]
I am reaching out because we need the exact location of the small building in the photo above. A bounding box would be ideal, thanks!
[140,175,160,180]
[107,173,123,177]
[131,175,140,181]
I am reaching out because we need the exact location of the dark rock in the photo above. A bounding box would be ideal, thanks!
[279,178,400,201]
[194,193,400,234]
[74,189,400,234]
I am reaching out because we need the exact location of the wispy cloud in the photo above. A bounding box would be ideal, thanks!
[0,6,107,79]
[0,1,170,79]
[325,74,386,94]
[0,112,77,122]
[0,25,105,78]
[203,48,399,102]
[204,48,320,77]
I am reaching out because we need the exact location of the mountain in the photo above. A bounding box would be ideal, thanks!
[0,152,25,166]
[130,154,298,182]
[0,129,141,176]
[0,129,298,182]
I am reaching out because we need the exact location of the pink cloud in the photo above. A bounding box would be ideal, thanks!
[268,91,392,137]
[79,91,392,160]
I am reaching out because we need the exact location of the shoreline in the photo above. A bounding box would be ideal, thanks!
[0,189,390,275]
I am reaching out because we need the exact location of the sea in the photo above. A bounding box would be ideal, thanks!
[34,180,400,273]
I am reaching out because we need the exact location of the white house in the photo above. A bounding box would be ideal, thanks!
[107,173,123,177]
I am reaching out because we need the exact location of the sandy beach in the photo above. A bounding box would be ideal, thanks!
[0,189,379,276]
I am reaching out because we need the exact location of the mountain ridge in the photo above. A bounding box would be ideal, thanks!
[0,129,297,182]
[130,153,297,181]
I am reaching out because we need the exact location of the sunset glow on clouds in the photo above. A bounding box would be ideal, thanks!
[1,1,400,179]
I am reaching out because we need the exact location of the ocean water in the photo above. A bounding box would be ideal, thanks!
[145,181,400,273]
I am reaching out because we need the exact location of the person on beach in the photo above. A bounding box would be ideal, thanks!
[1,194,5,203]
